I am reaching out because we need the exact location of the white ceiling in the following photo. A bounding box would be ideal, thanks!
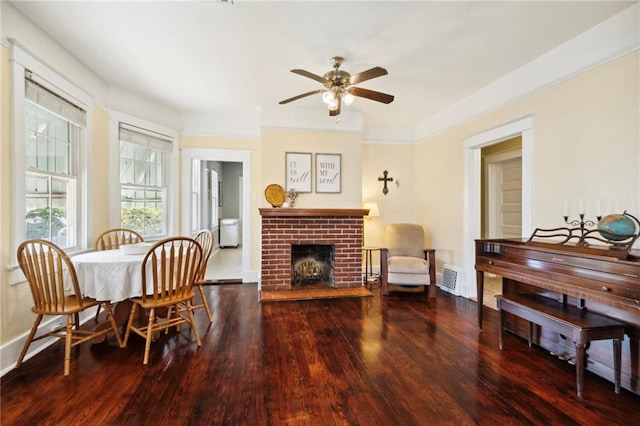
[8,1,636,131]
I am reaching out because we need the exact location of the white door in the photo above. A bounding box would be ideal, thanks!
[486,153,522,239]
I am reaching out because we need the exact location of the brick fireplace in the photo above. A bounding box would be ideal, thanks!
[259,208,368,293]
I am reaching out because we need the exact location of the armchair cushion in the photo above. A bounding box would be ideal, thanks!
[388,256,430,286]
[388,256,430,274]
[385,224,425,258]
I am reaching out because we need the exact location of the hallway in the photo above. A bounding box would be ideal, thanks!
[205,246,242,282]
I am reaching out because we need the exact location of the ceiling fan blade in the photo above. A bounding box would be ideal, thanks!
[349,67,388,85]
[329,96,341,117]
[349,87,394,104]
[279,89,324,105]
[291,69,330,85]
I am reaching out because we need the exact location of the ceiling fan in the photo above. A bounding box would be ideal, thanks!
[279,56,394,117]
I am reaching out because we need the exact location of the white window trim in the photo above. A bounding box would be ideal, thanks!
[9,44,93,285]
[108,109,179,239]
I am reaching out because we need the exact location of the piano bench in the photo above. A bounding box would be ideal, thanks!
[495,293,625,398]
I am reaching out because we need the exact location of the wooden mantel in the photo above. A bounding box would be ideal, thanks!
[259,208,369,217]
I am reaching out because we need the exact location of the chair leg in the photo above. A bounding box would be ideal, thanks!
[164,305,178,333]
[123,303,139,347]
[64,315,74,376]
[16,314,43,368]
[103,303,123,348]
[143,308,156,365]
[186,301,202,347]
[198,285,213,322]
[94,305,102,323]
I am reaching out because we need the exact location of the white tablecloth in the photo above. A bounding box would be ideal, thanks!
[72,250,146,302]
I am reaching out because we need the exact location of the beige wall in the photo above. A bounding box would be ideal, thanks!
[261,128,363,208]
[91,107,111,239]
[362,143,416,252]
[415,51,639,274]
[414,132,464,270]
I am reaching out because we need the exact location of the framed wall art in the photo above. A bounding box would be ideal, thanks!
[285,152,312,193]
[315,153,341,193]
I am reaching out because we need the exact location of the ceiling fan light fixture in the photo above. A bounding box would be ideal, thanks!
[280,56,393,117]
[327,97,339,110]
[342,91,355,106]
[322,90,336,104]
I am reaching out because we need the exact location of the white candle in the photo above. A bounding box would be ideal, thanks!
[563,200,568,217]
[596,199,601,216]
[579,198,584,214]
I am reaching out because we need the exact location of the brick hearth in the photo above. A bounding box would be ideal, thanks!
[259,208,368,292]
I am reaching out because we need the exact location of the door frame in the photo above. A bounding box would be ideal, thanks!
[462,116,533,299]
[181,148,253,282]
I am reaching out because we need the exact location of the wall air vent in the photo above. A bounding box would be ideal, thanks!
[440,264,462,296]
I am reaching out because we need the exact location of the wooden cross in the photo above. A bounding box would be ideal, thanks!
[378,170,394,195]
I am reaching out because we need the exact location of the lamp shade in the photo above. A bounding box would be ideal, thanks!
[363,202,380,218]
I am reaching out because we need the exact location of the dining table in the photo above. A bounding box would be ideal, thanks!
[72,249,148,303]
[72,249,151,339]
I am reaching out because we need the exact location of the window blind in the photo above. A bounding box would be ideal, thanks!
[25,71,87,128]
[119,123,173,152]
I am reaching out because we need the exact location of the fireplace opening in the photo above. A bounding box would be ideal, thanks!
[291,244,335,287]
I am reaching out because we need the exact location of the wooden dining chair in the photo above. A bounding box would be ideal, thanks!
[94,228,144,251]
[93,227,144,322]
[123,237,203,365]
[192,229,214,322]
[16,239,123,376]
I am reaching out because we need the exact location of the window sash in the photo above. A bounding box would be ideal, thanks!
[23,78,82,250]
[119,124,171,238]
[25,100,80,176]
[120,185,167,237]
[25,171,77,248]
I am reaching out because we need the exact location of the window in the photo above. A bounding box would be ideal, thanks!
[23,72,86,249]
[119,124,172,238]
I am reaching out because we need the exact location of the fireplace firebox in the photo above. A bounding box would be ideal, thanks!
[291,244,335,287]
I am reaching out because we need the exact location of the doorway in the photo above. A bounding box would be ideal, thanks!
[482,139,522,240]
[462,116,533,299]
[181,148,253,283]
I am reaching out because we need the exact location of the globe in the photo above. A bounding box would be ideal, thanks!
[597,213,637,241]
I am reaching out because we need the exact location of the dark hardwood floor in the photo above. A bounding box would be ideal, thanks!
[2,284,639,425]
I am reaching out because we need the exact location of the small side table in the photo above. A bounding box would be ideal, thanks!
[362,246,381,289]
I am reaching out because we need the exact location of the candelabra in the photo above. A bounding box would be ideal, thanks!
[563,213,602,235]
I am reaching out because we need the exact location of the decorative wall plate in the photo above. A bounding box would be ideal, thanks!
[265,183,286,207]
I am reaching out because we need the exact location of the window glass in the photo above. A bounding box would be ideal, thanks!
[24,94,80,249]
[119,126,170,239]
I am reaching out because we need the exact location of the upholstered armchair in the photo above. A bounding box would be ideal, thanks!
[380,223,437,298]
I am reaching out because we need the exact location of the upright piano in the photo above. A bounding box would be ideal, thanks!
[475,238,640,395]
